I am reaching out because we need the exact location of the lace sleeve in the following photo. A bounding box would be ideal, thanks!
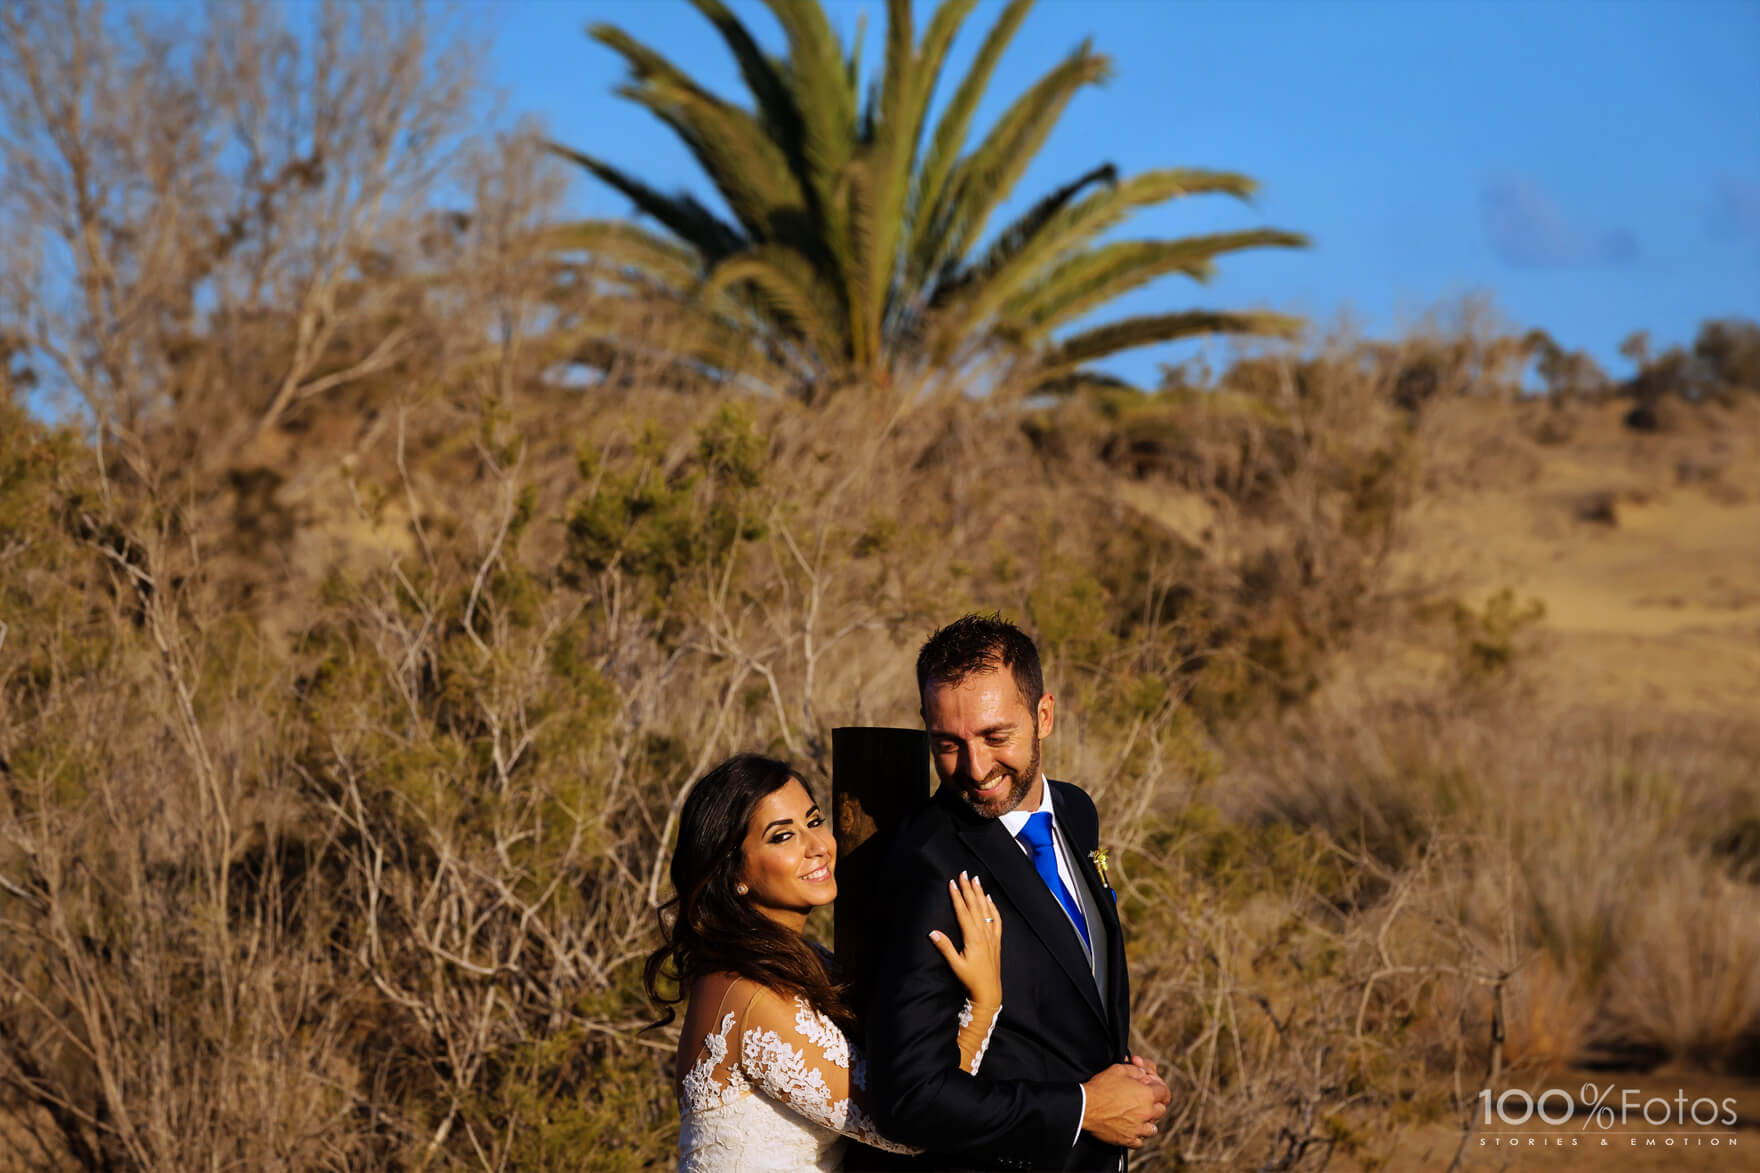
[733,984,919,1154]
[956,998,1002,1074]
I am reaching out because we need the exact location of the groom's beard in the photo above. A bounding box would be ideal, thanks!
[953,732,1041,819]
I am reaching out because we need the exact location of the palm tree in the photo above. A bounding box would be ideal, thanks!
[551,0,1306,402]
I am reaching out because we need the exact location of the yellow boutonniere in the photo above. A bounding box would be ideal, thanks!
[1089,847,1112,890]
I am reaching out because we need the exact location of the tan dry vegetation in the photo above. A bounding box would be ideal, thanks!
[9,317,1760,1172]
[1397,394,1760,718]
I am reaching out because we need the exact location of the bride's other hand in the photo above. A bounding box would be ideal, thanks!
[929,871,1002,1007]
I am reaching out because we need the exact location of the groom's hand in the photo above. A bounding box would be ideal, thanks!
[1128,1053,1170,1100]
[1079,1063,1170,1149]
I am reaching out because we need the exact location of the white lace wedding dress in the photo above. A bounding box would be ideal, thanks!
[676,980,998,1172]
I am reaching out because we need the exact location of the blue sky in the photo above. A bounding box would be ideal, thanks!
[493,0,1760,386]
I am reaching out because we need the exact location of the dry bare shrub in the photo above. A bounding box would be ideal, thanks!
[1602,866,1760,1072]
[1118,821,1452,1170]
[0,2,618,1167]
[10,346,1755,1170]
[1497,953,1600,1073]
[449,334,1456,1169]
[1025,331,1425,732]
[0,403,370,1167]
[1,0,480,447]
[1225,660,1760,1074]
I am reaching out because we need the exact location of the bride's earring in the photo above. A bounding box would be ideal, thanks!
[736,883,749,895]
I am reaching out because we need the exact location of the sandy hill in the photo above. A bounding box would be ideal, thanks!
[1399,396,1760,718]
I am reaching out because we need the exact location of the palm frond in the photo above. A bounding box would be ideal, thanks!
[702,245,846,359]
[838,153,880,368]
[1042,309,1303,374]
[684,0,801,144]
[992,168,1257,283]
[932,169,1266,342]
[1033,369,1138,397]
[557,0,1309,401]
[588,23,699,91]
[913,0,981,113]
[540,219,706,289]
[1011,229,1310,341]
[846,8,867,113]
[855,0,918,362]
[928,162,1117,311]
[552,292,794,386]
[591,25,809,242]
[909,0,1032,283]
[919,42,1110,283]
[630,80,815,243]
[545,143,744,263]
[764,0,858,205]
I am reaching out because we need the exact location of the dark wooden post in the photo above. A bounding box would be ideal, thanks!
[833,726,930,1173]
[831,726,930,1016]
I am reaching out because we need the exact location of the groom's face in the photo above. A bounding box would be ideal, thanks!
[922,666,1055,819]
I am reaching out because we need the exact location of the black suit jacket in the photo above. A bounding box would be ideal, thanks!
[867,779,1130,1172]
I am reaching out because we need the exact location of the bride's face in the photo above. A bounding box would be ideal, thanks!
[738,778,836,929]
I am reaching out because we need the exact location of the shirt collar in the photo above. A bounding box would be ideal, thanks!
[997,775,1054,838]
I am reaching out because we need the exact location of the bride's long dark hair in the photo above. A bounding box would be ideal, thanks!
[642,753,856,1034]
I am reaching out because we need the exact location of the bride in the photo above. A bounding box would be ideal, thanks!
[644,753,1003,1171]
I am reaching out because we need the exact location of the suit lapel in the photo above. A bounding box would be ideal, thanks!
[950,794,1108,1031]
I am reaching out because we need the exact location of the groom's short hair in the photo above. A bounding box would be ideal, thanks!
[916,612,1044,709]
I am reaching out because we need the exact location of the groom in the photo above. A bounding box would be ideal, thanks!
[868,614,1168,1170]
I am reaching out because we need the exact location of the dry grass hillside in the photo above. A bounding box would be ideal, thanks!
[8,336,1753,1171]
[1094,389,1760,1171]
[1402,395,1760,718]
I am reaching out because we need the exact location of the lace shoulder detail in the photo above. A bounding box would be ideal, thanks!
[678,981,987,1161]
[679,1009,748,1113]
[794,999,851,1068]
[735,991,916,1154]
[742,1009,841,1116]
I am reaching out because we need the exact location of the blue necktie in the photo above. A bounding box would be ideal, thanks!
[1018,812,1089,951]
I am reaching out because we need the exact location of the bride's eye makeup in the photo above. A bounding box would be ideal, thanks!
[765,808,822,845]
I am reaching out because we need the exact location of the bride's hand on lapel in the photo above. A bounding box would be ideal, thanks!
[929,871,1002,1009]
